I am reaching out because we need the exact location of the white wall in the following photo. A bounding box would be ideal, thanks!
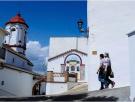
[5,50,32,71]
[128,34,135,100]
[0,67,33,96]
[49,37,88,58]
[54,77,65,82]
[48,37,89,83]
[5,24,27,54]
[87,1,135,91]
[48,51,88,82]
[48,56,64,72]
[46,82,67,95]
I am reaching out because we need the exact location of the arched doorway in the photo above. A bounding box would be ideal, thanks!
[32,76,46,95]
[62,53,85,81]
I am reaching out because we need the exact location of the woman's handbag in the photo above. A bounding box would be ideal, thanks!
[110,71,114,78]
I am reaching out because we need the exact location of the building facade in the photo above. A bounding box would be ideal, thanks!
[4,13,28,55]
[0,14,42,96]
[0,28,9,47]
[48,37,88,82]
[87,1,135,91]
[127,31,135,100]
[46,37,88,95]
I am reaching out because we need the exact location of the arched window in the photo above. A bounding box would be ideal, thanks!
[71,66,75,71]
[25,31,27,34]
[11,28,16,31]
[1,81,4,86]
[77,66,80,71]
[64,54,82,65]
[18,40,22,43]
[66,66,69,71]
[12,58,15,63]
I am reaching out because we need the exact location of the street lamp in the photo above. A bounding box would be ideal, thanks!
[77,19,84,32]
[77,19,89,38]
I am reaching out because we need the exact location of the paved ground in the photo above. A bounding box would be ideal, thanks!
[64,83,88,94]
[0,89,15,96]
[0,86,130,101]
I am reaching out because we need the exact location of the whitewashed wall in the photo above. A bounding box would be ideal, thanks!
[5,50,32,71]
[46,83,67,95]
[128,33,135,100]
[48,51,88,82]
[87,0,135,91]
[5,24,27,54]
[48,56,63,72]
[49,37,88,58]
[68,77,76,82]
[0,67,33,96]
[54,76,65,82]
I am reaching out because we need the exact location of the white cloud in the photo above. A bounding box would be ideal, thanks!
[26,41,49,73]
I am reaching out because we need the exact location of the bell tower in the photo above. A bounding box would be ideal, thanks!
[4,13,29,55]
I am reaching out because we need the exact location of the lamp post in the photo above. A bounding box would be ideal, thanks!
[77,19,89,38]
[75,19,89,50]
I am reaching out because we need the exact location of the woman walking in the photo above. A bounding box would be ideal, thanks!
[97,54,106,90]
[104,53,115,88]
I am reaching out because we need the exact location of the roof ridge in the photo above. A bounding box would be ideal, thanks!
[48,49,87,61]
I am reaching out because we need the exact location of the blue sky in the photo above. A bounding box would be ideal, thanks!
[0,1,87,73]
[0,1,87,46]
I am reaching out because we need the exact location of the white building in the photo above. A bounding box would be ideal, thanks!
[87,0,135,91]
[46,37,88,95]
[0,14,42,96]
[0,28,9,47]
[5,13,28,55]
[127,31,135,100]
[48,37,88,82]
[45,1,135,97]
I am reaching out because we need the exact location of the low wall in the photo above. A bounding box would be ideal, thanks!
[46,82,67,95]
[53,73,65,82]
[47,71,77,83]
[0,67,33,96]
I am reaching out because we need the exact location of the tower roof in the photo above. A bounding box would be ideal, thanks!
[5,13,29,28]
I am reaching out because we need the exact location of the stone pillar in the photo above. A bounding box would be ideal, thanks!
[47,71,54,82]
[64,72,69,82]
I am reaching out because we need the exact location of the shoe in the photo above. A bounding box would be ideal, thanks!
[100,87,104,90]
[112,81,115,88]
[105,85,109,89]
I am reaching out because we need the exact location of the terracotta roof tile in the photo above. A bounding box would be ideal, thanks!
[5,13,28,28]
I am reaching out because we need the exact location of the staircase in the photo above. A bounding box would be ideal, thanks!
[65,82,88,94]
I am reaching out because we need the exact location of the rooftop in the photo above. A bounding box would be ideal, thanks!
[5,13,28,28]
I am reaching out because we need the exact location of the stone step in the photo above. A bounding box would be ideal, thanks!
[65,83,88,94]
